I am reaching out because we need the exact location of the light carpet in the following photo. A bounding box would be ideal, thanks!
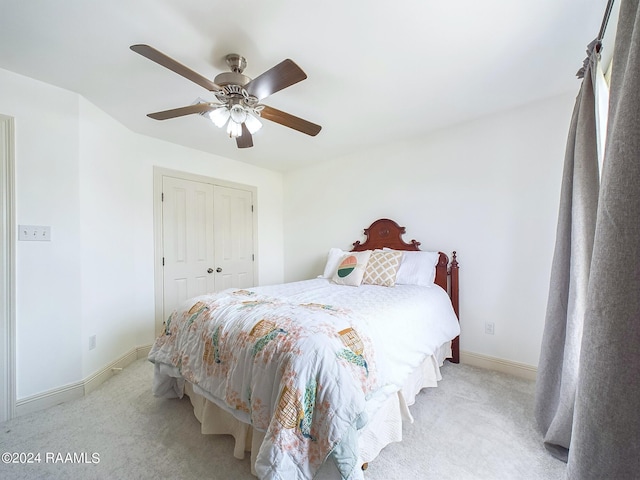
[0,359,565,479]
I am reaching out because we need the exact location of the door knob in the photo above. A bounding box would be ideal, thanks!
[216,267,223,273]
[207,268,214,274]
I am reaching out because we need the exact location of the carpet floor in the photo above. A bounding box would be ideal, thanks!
[0,359,565,479]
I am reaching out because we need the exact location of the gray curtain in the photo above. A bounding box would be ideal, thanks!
[567,0,640,477]
[534,45,600,461]
[536,0,640,475]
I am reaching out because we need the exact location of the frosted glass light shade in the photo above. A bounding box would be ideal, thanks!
[208,107,230,128]
[226,120,243,137]
[244,113,262,134]
[229,104,247,124]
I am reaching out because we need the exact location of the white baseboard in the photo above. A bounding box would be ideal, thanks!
[14,381,85,417]
[84,345,150,395]
[15,345,152,417]
[460,350,537,381]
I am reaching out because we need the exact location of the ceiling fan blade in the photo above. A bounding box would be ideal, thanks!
[235,124,253,148]
[245,59,307,100]
[147,103,214,120]
[260,105,322,136]
[130,44,221,92]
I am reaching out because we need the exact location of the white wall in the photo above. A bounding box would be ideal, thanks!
[0,67,284,399]
[0,68,84,398]
[283,93,575,367]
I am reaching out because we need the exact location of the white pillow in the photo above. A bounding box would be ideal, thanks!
[384,248,440,286]
[331,250,372,286]
[322,248,348,278]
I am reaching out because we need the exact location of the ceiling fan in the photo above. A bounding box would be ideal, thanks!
[130,44,322,149]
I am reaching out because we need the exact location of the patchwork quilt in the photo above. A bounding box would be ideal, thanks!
[149,289,384,480]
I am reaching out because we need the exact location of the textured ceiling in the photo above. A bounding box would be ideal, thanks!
[0,0,609,171]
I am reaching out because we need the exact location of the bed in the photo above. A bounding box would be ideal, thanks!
[149,218,460,479]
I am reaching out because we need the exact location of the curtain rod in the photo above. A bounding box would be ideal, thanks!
[597,0,616,42]
[577,0,616,77]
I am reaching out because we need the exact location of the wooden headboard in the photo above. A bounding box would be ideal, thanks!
[351,218,460,363]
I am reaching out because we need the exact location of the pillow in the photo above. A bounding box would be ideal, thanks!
[362,250,403,287]
[384,248,440,286]
[322,248,348,278]
[331,250,372,286]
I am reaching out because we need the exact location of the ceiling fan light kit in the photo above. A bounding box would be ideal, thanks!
[203,98,263,138]
[130,45,321,148]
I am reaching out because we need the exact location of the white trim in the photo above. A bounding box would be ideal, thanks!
[460,350,537,381]
[136,344,152,359]
[15,382,85,417]
[153,167,259,336]
[15,345,152,417]
[0,115,16,422]
[84,345,146,395]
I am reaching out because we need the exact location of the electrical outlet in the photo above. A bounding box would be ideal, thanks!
[89,335,96,350]
[485,322,495,335]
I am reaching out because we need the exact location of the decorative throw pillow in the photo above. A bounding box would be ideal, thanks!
[362,250,403,287]
[331,250,372,286]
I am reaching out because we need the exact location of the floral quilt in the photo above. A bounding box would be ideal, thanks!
[148,289,384,480]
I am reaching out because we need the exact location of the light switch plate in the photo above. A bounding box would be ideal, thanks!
[18,225,51,241]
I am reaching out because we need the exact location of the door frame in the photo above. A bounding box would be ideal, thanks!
[0,115,16,421]
[153,167,258,336]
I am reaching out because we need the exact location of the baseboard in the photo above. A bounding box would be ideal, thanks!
[136,344,152,359]
[460,350,537,381]
[84,345,151,395]
[15,344,153,417]
[15,381,85,417]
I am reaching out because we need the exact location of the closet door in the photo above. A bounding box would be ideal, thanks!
[159,175,255,332]
[162,176,215,317]
[213,185,255,291]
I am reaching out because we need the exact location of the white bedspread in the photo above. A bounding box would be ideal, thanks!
[148,279,459,480]
[253,279,459,390]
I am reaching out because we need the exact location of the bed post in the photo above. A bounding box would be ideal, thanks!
[449,251,460,364]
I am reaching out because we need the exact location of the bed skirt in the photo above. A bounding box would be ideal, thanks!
[180,342,452,477]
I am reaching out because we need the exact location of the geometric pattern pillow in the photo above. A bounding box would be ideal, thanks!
[331,250,372,286]
[362,250,403,287]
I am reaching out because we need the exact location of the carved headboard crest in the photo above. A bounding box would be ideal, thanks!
[351,218,421,252]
